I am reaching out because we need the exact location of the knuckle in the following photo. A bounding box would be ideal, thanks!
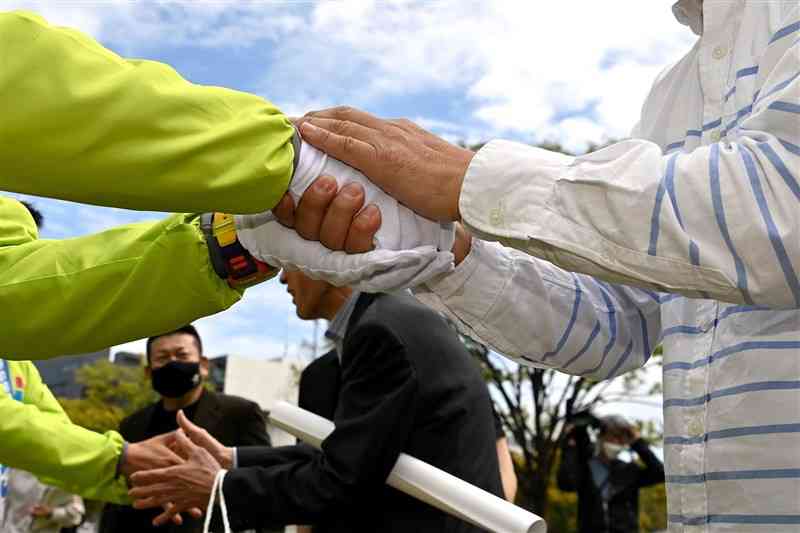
[334,105,355,119]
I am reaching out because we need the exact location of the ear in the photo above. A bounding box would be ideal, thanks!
[199,356,209,378]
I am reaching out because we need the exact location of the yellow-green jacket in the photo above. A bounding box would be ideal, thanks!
[0,359,127,505]
[0,10,297,358]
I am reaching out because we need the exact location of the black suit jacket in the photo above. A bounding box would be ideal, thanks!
[224,292,504,532]
[101,389,270,533]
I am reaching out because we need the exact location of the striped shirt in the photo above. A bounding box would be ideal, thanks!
[417,1,800,530]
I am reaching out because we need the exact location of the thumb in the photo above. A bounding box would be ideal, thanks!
[177,410,207,444]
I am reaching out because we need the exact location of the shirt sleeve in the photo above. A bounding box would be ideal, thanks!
[221,327,418,529]
[416,238,662,380]
[0,10,295,214]
[2,362,129,503]
[458,11,800,309]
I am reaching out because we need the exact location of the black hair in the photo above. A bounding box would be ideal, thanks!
[20,201,44,230]
[146,324,203,365]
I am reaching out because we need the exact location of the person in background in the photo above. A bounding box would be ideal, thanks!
[100,325,271,533]
[129,270,504,531]
[557,414,665,533]
[2,468,84,533]
[491,408,518,503]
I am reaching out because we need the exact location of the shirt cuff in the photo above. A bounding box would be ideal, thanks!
[458,139,573,244]
[232,447,239,469]
[414,238,527,358]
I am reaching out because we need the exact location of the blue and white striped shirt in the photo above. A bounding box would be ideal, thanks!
[418,1,800,530]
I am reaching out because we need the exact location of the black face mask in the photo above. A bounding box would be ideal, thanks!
[151,361,202,398]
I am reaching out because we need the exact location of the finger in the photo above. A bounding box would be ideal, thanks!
[304,117,378,145]
[305,106,385,130]
[299,122,377,170]
[177,411,210,446]
[344,204,381,253]
[319,182,365,250]
[131,487,173,508]
[188,507,203,519]
[152,503,182,527]
[130,466,174,487]
[272,193,296,228]
[173,429,201,457]
[294,175,338,241]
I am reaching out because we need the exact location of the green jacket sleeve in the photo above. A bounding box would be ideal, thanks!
[2,360,129,503]
[0,10,294,214]
[0,197,242,358]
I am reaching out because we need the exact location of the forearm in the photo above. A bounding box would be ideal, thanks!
[631,438,665,486]
[0,210,242,358]
[0,11,295,214]
[0,392,128,503]
[458,39,799,309]
[416,238,662,379]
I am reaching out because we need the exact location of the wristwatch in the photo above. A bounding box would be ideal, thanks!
[201,212,277,289]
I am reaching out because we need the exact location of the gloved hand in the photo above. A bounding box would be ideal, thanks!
[288,139,455,252]
[234,212,454,292]
[234,138,455,291]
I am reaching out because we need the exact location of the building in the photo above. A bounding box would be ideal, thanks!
[207,355,306,446]
[33,349,110,398]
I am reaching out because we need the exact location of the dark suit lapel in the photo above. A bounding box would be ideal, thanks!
[192,390,223,436]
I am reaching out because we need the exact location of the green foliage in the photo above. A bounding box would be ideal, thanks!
[57,358,157,433]
[639,483,668,532]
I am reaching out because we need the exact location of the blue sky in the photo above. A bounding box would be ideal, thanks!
[4,1,695,367]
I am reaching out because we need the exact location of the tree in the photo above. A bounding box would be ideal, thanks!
[58,359,156,433]
[468,340,662,520]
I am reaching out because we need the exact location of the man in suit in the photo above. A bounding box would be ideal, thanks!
[102,325,270,533]
[130,273,504,532]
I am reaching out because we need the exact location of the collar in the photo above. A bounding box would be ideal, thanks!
[672,0,704,35]
[324,291,361,360]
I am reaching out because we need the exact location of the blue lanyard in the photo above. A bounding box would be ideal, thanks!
[0,359,11,398]
[0,359,11,501]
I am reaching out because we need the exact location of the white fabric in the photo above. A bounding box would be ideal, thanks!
[290,140,455,252]
[417,1,800,531]
[1,469,84,533]
[236,141,455,292]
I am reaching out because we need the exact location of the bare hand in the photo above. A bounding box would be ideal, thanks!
[296,107,475,222]
[120,432,183,478]
[30,504,51,518]
[271,175,381,253]
[129,429,220,527]
[174,410,233,469]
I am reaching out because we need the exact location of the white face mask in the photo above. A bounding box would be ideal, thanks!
[602,442,626,459]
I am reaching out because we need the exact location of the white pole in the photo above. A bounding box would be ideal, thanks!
[269,402,547,533]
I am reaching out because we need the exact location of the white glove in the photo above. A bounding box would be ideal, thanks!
[235,213,454,292]
[234,139,455,291]
[289,140,455,252]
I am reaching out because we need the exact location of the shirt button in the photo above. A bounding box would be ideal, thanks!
[689,419,704,437]
[709,131,721,142]
[712,45,728,60]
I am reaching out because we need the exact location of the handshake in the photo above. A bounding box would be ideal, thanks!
[212,108,477,293]
[119,411,241,527]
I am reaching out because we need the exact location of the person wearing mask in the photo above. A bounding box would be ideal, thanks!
[2,468,85,533]
[558,415,665,533]
[128,271,504,532]
[100,325,270,533]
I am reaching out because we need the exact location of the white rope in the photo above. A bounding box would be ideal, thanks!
[203,469,230,533]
